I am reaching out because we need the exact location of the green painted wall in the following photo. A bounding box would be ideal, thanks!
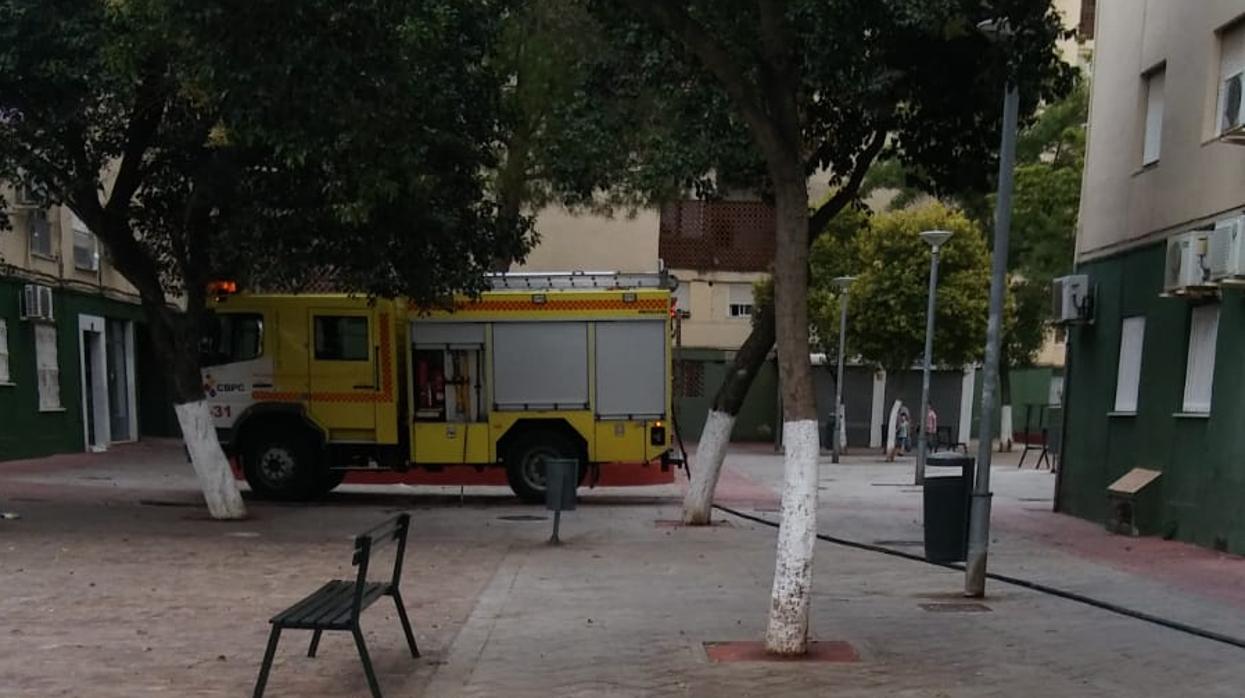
[1060,242,1245,553]
[674,348,778,443]
[970,365,1062,439]
[0,278,176,461]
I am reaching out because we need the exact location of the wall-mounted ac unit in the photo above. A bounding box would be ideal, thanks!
[20,284,54,321]
[1164,231,1215,295]
[1052,274,1093,324]
[1209,215,1245,283]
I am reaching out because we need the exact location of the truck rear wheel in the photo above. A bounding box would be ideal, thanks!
[505,430,581,504]
[242,431,321,501]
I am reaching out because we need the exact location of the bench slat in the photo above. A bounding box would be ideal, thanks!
[270,581,344,624]
[326,583,387,627]
[271,581,388,629]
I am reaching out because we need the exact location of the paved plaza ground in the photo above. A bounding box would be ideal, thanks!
[3,440,1245,696]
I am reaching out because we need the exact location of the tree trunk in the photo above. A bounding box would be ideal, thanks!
[491,114,534,273]
[145,301,247,520]
[998,345,1014,452]
[764,173,819,656]
[682,299,775,525]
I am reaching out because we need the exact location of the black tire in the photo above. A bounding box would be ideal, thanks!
[242,431,321,501]
[505,430,581,504]
[313,469,347,498]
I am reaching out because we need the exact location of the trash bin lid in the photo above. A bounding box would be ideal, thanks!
[926,452,973,469]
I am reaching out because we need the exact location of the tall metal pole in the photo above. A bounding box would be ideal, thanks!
[915,246,942,486]
[966,81,1019,598]
[832,290,849,464]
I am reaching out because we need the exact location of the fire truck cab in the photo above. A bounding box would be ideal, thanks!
[201,272,675,502]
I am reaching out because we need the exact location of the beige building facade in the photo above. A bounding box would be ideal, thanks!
[515,203,766,352]
[516,206,660,274]
[1078,0,1245,260]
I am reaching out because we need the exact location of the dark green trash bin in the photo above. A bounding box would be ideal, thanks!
[544,458,578,512]
[923,452,974,563]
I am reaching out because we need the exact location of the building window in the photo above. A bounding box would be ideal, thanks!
[727,283,754,318]
[1218,20,1245,134]
[1182,305,1219,414]
[0,319,9,384]
[28,210,53,257]
[71,213,99,271]
[35,323,61,410]
[1113,316,1145,413]
[313,316,370,361]
[1142,66,1165,165]
[671,284,690,317]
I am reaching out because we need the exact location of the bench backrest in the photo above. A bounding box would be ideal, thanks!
[351,513,411,615]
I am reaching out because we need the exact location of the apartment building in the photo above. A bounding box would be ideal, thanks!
[1060,0,1245,553]
[0,187,174,460]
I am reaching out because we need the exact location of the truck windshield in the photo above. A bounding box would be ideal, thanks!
[201,312,263,367]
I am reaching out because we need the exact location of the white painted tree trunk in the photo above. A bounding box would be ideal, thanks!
[958,367,976,448]
[869,370,886,449]
[175,400,247,520]
[836,403,847,454]
[999,404,1014,452]
[764,419,820,654]
[683,409,736,525]
[885,399,902,460]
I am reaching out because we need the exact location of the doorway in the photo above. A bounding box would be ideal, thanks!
[79,315,109,451]
[106,318,137,442]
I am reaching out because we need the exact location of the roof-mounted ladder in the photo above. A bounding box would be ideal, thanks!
[485,270,676,291]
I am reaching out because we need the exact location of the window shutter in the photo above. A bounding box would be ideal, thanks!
[1113,317,1145,413]
[1142,69,1165,164]
[35,323,61,410]
[1182,305,1220,413]
[0,319,9,383]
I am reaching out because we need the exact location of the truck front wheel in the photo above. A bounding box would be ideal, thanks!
[242,431,321,501]
[505,430,581,504]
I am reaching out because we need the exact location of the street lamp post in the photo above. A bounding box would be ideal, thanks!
[831,276,855,464]
[915,230,953,486]
[966,17,1019,598]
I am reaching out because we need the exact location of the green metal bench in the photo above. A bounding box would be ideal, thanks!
[253,513,418,697]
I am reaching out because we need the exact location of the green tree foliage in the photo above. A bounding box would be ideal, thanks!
[1005,80,1087,365]
[810,203,991,372]
[580,0,1077,222]
[0,0,512,400]
[859,80,1088,367]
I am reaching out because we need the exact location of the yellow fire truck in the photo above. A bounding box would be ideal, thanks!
[200,271,676,502]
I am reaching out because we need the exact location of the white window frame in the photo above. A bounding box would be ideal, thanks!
[1181,304,1219,414]
[72,213,99,271]
[671,284,690,317]
[1218,21,1245,134]
[35,322,62,411]
[1112,316,1145,413]
[1142,67,1165,165]
[727,283,754,319]
[0,319,10,385]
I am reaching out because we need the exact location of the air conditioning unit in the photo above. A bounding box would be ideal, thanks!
[1164,231,1215,295]
[1208,216,1245,283]
[1221,72,1245,144]
[20,284,55,321]
[1052,274,1093,324]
